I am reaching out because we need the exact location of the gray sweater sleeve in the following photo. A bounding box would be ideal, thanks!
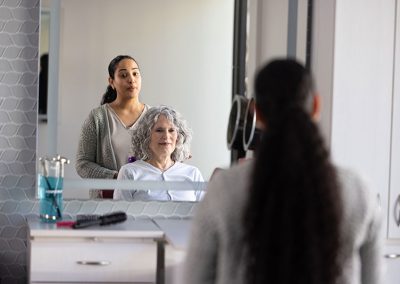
[183,182,219,284]
[75,106,117,179]
[337,168,384,284]
[183,163,250,284]
[360,208,383,284]
[358,179,383,284]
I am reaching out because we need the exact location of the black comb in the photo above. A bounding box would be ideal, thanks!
[73,211,127,229]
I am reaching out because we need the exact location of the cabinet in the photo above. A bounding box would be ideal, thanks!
[312,1,400,282]
[313,1,396,230]
[27,218,164,284]
[383,242,400,283]
[388,0,400,240]
[153,219,192,284]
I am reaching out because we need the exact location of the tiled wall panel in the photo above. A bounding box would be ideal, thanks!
[0,1,39,282]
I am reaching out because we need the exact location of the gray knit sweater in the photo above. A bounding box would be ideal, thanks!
[75,104,148,179]
[184,161,382,284]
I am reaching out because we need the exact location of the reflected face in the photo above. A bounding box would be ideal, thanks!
[109,58,141,99]
[149,115,178,159]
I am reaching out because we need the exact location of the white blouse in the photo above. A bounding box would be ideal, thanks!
[115,160,205,201]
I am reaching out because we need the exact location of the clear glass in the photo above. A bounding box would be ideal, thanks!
[38,156,69,222]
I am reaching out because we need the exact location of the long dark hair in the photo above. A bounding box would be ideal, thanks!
[243,59,342,284]
[100,55,139,105]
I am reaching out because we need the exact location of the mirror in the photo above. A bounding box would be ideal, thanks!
[38,0,311,199]
[38,0,234,199]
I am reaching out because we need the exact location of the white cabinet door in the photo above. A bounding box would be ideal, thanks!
[388,56,400,238]
[328,0,395,240]
[388,0,400,240]
[383,242,400,283]
[30,238,157,283]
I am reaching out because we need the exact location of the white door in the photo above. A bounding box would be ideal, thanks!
[388,0,400,240]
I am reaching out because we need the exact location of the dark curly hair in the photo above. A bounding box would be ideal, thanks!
[100,55,139,105]
[243,59,342,284]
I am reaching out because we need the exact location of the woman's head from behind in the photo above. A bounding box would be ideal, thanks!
[132,106,192,162]
[255,58,316,128]
[101,55,141,104]
[244,59,341,284]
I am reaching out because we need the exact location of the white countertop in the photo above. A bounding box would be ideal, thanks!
[153,219,192,250]
[28,218,165,239]
[27,217,193,249]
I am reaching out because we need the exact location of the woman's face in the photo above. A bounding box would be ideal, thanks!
[109,58,141,100]
[149,115,178,160]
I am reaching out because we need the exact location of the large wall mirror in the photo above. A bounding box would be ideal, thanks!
[38,0,234,199]
[37,0,311,200]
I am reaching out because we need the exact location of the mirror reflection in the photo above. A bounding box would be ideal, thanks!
[38,0,311,200]
[38,0,234,199]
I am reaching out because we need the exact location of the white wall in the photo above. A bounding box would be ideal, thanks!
[39,0,233,181]
[247,0,309,101]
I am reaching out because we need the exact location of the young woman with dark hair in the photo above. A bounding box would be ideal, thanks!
[184,59,382,284]
[76,55,149,183]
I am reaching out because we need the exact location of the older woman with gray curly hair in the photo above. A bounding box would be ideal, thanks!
[115,105,204,201]
[131,105,193,162]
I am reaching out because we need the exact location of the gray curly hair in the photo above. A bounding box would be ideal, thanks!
[131,105,193,162]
